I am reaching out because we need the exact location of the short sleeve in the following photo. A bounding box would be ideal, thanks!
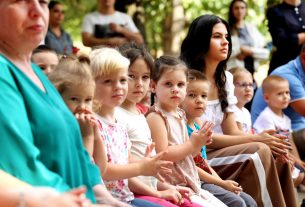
[253,110,275,133]
[124,15,139,33]
[234,108,243,124]
[284,74,305,102]
[225,71,238,113]
[82,13,94,34]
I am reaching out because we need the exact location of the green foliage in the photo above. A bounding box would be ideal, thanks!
[61,0,97,41]
[61,0,278,52]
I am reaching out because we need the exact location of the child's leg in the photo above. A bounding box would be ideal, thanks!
[130,198,166,207]
[201,183,246,207]
[188,188,227,207]
[180,198,204,207]
[239,192,257,207]
[134,195,178,207]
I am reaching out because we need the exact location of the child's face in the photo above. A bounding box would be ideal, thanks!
[95,71,128,109]
[181,80,209,119]
[264,81,290,111]
[126,58,151,104]
[61,84,95,114]
[205,23,229,62]
[234,72,254,107]
[151,69,187,111]
[32,52,59,75]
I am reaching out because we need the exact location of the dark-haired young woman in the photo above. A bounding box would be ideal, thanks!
[180,14,297,207]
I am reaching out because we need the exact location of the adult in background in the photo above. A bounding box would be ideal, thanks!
[252,43,305,160]
[45,1,73,55]
[0,0,129,206]
[180,14,297,207]
[227,0,269,75]
[266,0,305,74]
[82,0,143,47]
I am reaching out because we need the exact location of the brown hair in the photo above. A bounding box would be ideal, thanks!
[48,54,94,94]
[187,69,208,82]
[152,55,187,82]
[262,75,288,94]
[119,42,154,74]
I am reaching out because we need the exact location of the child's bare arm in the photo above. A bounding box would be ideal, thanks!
[103,150,172,181]
[75,110,95,156]
[128,177,183,205]
[197,166,242,195]
[147,112,213,162]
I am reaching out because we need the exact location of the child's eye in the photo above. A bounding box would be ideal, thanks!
[70,97,78,102]
[103,79,111,84]
[165,82,172,87]
[85,98,93,103]
[178,82,185,87]
[120,78,127,83]
[201,94,207,99]
[128,74,136,79]
[38,64,47,71]
[142,75,150,80]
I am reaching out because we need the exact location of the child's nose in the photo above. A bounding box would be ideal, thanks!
[171,87,178,93]
[136,79,143,87]
[79,102,87,110]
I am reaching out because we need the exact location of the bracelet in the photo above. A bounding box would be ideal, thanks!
[18,191,26,207]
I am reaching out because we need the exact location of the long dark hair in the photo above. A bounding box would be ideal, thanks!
[228,0,247,31]
[180,14,232,112]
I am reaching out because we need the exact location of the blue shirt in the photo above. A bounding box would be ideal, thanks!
[187,122,207,159]
[45,28,73,55]
[251,57,305,131]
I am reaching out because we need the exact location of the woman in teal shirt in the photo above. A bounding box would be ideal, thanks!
[0,1,128,206]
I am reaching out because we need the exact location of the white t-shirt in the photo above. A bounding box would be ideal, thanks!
[201,71,238,134]
[115,107,157,189]
[234,107,252,134]
[82,11,139,34]
[253,106,292,134]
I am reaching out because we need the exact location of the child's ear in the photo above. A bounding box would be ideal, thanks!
[263,93,269,103]
[150,80,157,93]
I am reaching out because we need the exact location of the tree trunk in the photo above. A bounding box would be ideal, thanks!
[163,0,185,56]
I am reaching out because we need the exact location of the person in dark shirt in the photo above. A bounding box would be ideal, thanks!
[266,0,305,74]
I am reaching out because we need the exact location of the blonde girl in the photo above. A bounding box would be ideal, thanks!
[146,55,226,207]
[48,55,107,176]
[117,42,204,207]
[90,47,173,207]
[48,55,133,207]
[229,67,254,134]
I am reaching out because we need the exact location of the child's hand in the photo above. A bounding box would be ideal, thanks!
[175,185,194,199]
[141,149,173,183]
[75,108,98,128]
[157,189,184,205]
[220,180,242,195]
[293,155,305,171]
[190,121,214,147]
